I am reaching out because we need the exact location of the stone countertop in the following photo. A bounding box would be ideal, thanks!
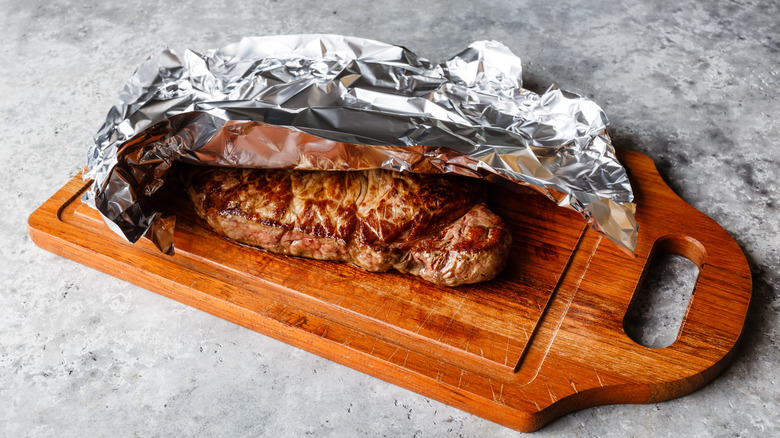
[2,1,778,436]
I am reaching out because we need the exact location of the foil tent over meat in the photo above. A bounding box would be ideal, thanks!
[83,34,637,256]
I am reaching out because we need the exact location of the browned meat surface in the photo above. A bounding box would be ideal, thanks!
[182,166,512,286]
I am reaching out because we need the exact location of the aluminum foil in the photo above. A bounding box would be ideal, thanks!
[83,34,637,255]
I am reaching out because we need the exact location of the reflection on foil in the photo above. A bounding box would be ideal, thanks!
[83,35,637,255]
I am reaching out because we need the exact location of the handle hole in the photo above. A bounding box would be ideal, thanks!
[624,237,702,348]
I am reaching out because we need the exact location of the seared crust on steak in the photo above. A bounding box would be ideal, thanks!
[182,166,512,286]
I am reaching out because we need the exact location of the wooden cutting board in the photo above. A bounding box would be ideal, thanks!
[27,149,751,432]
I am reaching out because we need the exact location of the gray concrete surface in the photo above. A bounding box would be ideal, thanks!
[2,1,778,436]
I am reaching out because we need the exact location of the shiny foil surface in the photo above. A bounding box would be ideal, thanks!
[83,34,637,255]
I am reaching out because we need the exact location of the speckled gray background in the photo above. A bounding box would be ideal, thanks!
[2,0,778,436]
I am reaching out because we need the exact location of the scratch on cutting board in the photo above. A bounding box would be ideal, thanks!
[366,298,386,318]
[547,385,558,403]
[437,297,466,342]
[314,325,329,338]
[387,346,401,362]
[415,303,438,334]
[569,378,578,393]
[504,322,513,366]
[489,379,506,405]
[369,339,377,356]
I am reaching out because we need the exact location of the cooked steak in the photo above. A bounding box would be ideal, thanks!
[182,166,512,286]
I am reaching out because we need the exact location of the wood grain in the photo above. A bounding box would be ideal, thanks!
[27,149,752,432]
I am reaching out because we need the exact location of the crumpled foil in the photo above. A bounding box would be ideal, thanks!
[83,34,637,255]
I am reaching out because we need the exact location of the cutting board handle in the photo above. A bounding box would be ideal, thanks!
[632,232,709,341]
[641,228,749,345]
[610,150,752,399]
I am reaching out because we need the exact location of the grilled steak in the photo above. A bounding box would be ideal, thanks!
[182,166,512,286]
